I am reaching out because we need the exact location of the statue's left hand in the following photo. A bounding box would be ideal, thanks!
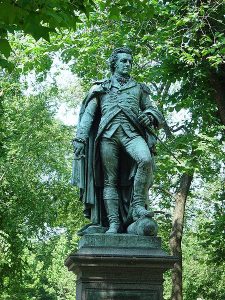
[73,140,85,159]
[138,113,154,129]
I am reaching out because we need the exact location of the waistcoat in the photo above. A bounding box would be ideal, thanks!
[98,78,142,138]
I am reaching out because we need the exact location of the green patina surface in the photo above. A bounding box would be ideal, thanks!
[78,233,161,249]
[73,47,163,236]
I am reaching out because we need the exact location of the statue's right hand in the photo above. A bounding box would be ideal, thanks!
[73,141,85,159]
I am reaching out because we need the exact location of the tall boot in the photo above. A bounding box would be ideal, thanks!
[132,198,154,221]
[104,199,120,234]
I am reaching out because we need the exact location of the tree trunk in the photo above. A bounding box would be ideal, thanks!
[210,71,225,126]
[170,173,193,300]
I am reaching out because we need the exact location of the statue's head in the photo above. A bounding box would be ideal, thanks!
[109,47,133,76]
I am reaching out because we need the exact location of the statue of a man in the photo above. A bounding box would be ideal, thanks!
[73,47,163,235]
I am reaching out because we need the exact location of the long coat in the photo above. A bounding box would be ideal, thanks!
[72,77,164,229]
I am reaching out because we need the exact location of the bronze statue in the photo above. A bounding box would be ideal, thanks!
[73,47,163,235]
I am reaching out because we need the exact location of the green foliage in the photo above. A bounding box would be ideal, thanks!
[182,230,225,300]
[0,0,224,298]
[0,87,85,298]
[1,233,79,299]
[0,0,96,69]
[198,196,225,264]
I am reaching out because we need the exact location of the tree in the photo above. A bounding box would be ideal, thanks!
[0,83,85,298]
[1,0,224,298]
[0,0,96,69]
[53,1,224,298]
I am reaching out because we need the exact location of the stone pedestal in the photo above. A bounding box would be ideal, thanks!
[65,234,177,300]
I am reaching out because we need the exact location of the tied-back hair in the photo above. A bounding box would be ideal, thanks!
[109,47,133,73]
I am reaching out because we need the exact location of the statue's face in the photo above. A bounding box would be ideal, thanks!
[114,53,132,76]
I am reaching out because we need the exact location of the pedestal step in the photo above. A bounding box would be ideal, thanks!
[65,234,177,300]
